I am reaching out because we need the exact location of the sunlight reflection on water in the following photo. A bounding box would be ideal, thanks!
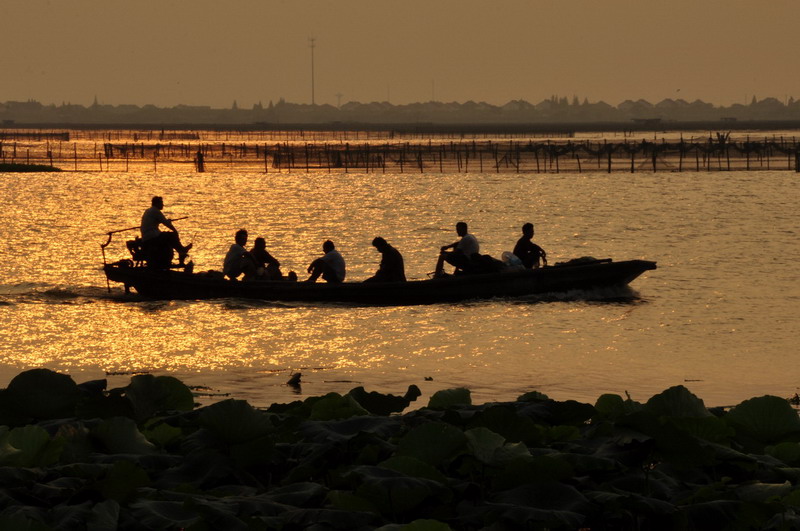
[0,165,798,408]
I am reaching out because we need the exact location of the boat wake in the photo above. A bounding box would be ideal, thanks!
[511,284,645,304]
[0,283,119,306]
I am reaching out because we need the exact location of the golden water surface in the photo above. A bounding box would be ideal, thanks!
[1,162,798,407]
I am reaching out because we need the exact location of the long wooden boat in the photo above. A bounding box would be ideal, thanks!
[103,258,656,305]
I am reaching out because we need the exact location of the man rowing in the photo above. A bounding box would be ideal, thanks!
[140,196,192,266]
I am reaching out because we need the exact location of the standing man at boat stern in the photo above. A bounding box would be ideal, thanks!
[306,240,346,283]
[435,221,479,276]
[140,196,192,265]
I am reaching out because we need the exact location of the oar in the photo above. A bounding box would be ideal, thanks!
[100,216,189,249]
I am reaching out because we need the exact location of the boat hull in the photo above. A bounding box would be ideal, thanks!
[103,259,656,305]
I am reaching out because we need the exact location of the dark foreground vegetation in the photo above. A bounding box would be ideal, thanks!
[2,369,800,530]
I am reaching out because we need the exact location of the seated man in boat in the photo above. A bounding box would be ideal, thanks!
[249,237,284,280]
[434,221,479,276]
[513,222,547,269]
[223,229,256,280]
[364,237,406,282]
[306,240,346,283]
[140,196,192,267]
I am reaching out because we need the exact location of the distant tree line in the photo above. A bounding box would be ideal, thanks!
[1,95,799,126]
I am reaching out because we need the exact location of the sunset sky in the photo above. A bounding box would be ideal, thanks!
[4,0,798,108]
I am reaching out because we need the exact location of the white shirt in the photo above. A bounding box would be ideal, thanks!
[321,249,346,282]
[141,206,169,241]
[223,244,248,276]
[456,233,480,257]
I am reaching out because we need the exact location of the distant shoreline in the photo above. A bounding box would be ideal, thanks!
[3,119,800,135]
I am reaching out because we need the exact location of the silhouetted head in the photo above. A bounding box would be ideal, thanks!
[456,222,468,237]
[235,229,248,246]
[522,222,534,238]
[372,236,388,250]
[151,196,164,209]
[323,240,335,253]
[253,237,266,249]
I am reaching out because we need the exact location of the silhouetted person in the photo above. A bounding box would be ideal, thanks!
[306,240,346,283]
[223,229,256,280]
[435,221,479,276]
[249,237,283,280]
[513,222,547,269]
[365,237,406,282]
[140,196,192,266]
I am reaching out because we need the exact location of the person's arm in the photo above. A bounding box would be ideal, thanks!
[440,239,458,252]
[263,250,280,267]
[158,211,178,233]
[308,257,323,274]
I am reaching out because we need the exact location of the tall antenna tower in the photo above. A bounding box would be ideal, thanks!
[309,37,316,105]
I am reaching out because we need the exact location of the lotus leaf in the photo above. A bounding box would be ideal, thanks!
[555,452,618,474]
[726,395,800,444]
[495,480,592,511]
[3,425,63,467]
[396,422,466,466]
[141,418,183,448]
[681,500,742,529]
[299,415,401,443]
[98,460,150,502]
[543,425,581,443]
[267,481,328,507]
[6,369,79,421]
[229,435,276,467]
[667,415,734,443]
[282,507,378,529]
[400,519,453,531]
[0,513,52,531]
[87,500,120,531]
[517,390,550,402]
[379,456,449,483]
[482,503,586,529]
[49,503,94,530]
[427,388,471,409]
[327,490,380,513]
[644,385,712,418]
[517,399,594,426]
[348,385,421,415]
[783,488,800,508]
[464,427,531,467]
[586,489,676,517]
[177,496,250,530]
[124,374,194,421]
[350,466,449,517]
[309,393,369,421]
[465,427,506,465]
[126,499,200,528]
[466,405,542,444]
[198,399,273,444]
[594,393,643,420]
[735,481,792,503]
[492,455,575,490]
[767,442,800,466]
[92,417,156,454]
[0,426,22,465]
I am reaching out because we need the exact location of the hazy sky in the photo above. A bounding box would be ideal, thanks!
[3,0,798,108]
